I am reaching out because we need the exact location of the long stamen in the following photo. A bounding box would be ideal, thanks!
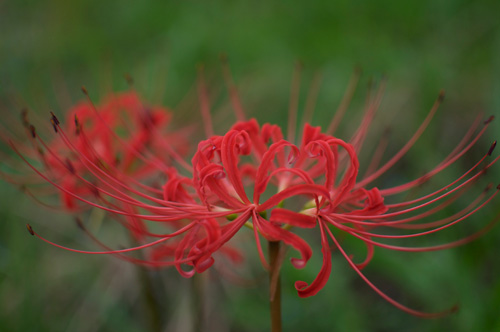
[326,67,361,136]
[329,187,498,236]
[385,144,495,208]
[220,55,246,121]
[324,222,458,318]
[197,65,215,138]
[45,121,208,214]
[389,185,491,230]
[287,62,302,143]
[333,156,499,222]
[12,140,234,222]
[81,87,181,173]
[363,127,390,178]
[323,206,500,253]
[26,222,197,255]
[380,123,494,196]
[356,90,445,188]
[348,77,386,154]
[300,71,323,128]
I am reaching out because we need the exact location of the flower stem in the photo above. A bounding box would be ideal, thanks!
[136,267,163,332]
[269,240,282,332]
[192,273,207,332]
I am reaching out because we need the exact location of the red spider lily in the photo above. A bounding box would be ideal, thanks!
[5,90,190,240]
[49,91,177,210]
[188,112,498,317]
[6,70,499,318]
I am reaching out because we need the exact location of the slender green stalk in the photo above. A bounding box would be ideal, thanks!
[126,232,163,332]
[192,273,207,332]
[269,240,282,332]
[136,267,163,332]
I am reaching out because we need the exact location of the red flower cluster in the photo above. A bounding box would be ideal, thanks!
[4,75,499,317]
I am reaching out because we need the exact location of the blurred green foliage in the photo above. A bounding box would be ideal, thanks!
[1,0,499,331]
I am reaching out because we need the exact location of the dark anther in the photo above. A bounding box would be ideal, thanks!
[437,90,445,102]
[21,109,30,128]
[74,115,81,135]
[75,217,85,230]
[81,86,88,95]
[124,73,134,86]
[488,141,497,156]
[26,224,35,236]
[50,112,59,125]
[484,115,495,124]
[484,183,493,192]
[29,125,36,138]
[497,184,500,190]
[50,112,59,133]
[141,108,155,129]
[90,183,101,198]
[65,159,75,174]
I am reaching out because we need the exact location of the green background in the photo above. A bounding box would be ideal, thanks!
[1,0,499,331]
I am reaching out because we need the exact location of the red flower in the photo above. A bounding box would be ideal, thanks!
[5,73,499,318]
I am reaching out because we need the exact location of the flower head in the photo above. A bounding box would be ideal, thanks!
[4,69,499,318]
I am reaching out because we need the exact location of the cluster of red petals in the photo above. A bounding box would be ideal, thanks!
[182,115,499,311]
[5,91,188,241]
[4,81,499,318]
[51,92,174,209]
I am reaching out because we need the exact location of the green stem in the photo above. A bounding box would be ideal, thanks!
[192,273,207,332]
[269,240,282,332]
[127,232,163,332]
[136,267,163,332]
